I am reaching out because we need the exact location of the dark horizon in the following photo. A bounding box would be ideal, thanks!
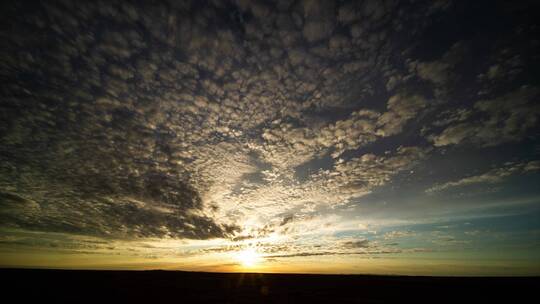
[2,267,540,278]
[2,268,538,303]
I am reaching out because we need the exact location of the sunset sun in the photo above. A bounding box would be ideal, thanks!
[236,248,260,268]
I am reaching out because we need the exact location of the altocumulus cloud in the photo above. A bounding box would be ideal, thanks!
[0,1,435,241]
[0,0,539,262]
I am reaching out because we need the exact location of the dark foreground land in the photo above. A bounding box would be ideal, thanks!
[1,269,538,303]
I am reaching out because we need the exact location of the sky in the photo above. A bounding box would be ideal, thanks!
[1,0,539,276]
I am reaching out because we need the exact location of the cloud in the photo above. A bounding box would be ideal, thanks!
[431,108,472,127]
[0,0,536,267]
[477,49,524,87]
[426,161,540,193]
[265,244,402,258]
[409,42,467,87]
[342,239,370,248]
[376,94,427,136]
[280,215,294,226]
[430,86,540,147]
[302,0,336,43]
[198,233,400,259]
[384,231,415,240]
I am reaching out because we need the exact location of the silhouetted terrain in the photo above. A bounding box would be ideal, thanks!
[1,269,537,303]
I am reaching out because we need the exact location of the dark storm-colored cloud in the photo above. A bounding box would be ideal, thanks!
[1,0,539,248]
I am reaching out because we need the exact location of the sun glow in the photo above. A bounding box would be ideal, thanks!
[236,248,260,268]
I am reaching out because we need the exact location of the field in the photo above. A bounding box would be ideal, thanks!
[1,269,537,303]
